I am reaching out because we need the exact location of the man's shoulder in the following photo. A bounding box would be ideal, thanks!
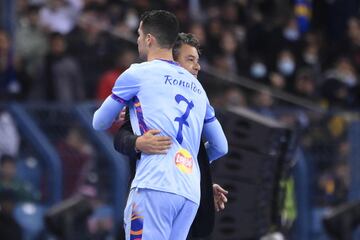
[119,63,147,79]
[129,61,158,69]
[126,61,155,75]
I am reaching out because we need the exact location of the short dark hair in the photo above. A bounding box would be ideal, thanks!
[140,10,179,49]
[0,154,15,166]
[172,33,201,61]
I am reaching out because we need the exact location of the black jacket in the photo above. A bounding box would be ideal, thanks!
[113,116,215,238]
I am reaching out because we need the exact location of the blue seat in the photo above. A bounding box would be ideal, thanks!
[16,157,42,191]
[310,207,331,240]
[13,203,46,240]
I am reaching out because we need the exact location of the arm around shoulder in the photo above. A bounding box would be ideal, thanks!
[93,95,125,130]
[93,67,140,130]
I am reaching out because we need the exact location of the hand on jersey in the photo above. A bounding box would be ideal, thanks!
[213,184,228,212]
[135,129,172,154]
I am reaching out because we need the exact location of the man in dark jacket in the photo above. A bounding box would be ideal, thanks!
[114,33,228,239]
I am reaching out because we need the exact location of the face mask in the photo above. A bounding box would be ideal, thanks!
[283,28,299,41]
[8,80,21,94]
[278,59,295,76]
[235,27,246,43]
[250,62,267,78]
[304,54,318,65]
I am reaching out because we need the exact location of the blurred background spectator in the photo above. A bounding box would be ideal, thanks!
[56,126,93,198]
[0,188,22,240]
[0,154,40,203]
[96,48,137,101]
[0,29,29,101]
[0,0,360,239]
[0,107,20,158]
[37,32,85,104]
[1,0,358,110]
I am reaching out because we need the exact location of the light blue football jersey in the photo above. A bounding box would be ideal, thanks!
[111,59,216,204]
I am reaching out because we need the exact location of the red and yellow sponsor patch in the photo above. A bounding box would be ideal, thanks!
[174,148,193,174]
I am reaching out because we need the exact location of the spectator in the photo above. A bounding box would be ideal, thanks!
[0,154,40,203]
[331,57,358,89]
[188,22,209,66]
[302,43,320,68]
[206,18,223,55]
[293,68,318,101]
[112,8,139,40]
[317,161,349,207]
[86,196,114,239]
[223,88,247,108]
[275,49,297,91]
[219,30,241,74]
[0,30,29,100]
[0,108,20,158]
[0,189,22,240]
[299,40,323,80]
[321,78,351,109]
[38,32,85,104]
[96,49,137,101]
[80,175,114,240]
[322,57,359,108]
[66,4,115,99]
[15,4,48,83]
[248,56,268,82]
[251,89,276,118]
[269,15,304,59]
[56,127,93,198]
[344,17,360,72]
[269,72,286,90]
[39,0,81,34]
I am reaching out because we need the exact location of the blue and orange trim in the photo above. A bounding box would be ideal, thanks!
[133,96,148,134]
[130,204,144,240]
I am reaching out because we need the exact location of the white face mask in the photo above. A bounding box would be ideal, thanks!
[235,27,246,43]
[250,62,267,78]
[283,28,300,41]
[278,59,295,76]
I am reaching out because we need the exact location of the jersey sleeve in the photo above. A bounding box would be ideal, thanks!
[112,67,141,101]
[204,99,216,124]
[93,68,140,130]
[202,98,228,162]
[202,119,228,162]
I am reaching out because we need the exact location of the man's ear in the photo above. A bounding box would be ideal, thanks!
[146,33,154,47]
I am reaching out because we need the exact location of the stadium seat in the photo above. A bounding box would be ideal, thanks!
[16,156,42,191]
[13,203,46,240]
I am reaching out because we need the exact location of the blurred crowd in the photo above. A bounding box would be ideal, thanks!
[1,0,360,238]
[0,0,359,109]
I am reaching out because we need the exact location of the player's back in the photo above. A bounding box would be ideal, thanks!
[125,59,208,204]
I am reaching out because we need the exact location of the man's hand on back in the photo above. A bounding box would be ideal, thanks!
[135,129,172,154]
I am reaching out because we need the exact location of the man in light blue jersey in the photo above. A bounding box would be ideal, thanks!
[93,10,228,240]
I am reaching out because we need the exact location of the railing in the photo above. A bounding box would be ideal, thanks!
[8,103,62,205]
[75,102,130,230]
[0,0,15,35]
[3,99,360,239]
[108,32,326,113]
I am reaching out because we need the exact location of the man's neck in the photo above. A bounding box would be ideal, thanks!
[147,48,174,62]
